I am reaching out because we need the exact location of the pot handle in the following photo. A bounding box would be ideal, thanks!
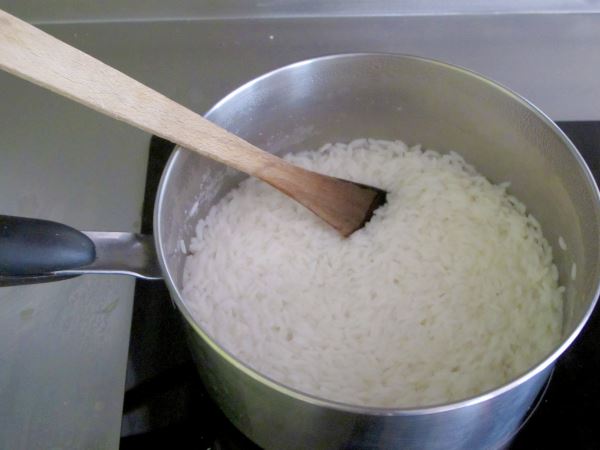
[0,215,95,275]
[0,215,162,286]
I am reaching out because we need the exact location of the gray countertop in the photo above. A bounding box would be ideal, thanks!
[0,11,599,450]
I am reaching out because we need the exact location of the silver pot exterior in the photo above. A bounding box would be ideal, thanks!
[155,54,600,449]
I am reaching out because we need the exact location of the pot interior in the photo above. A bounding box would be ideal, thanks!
[156,54,600,399]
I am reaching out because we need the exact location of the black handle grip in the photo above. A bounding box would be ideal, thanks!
[0,215,96,276]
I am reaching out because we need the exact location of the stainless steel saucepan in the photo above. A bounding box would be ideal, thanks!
[2,54,599,450]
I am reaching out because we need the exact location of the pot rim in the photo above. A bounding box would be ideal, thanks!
[154,52,600,416]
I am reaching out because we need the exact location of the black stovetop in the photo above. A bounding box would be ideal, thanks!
[121,122,600,450]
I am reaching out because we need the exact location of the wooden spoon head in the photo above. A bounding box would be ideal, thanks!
[337,180,388,236]
[261,162,388,237]
[319,178,388,237]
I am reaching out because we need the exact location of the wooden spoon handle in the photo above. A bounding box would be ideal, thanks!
[0,9,387,237]
[0,9,277,174]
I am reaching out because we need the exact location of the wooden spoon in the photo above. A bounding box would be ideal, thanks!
[0,10,386,237]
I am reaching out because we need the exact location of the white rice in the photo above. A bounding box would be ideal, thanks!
[182,139,564,408]
[559,236,567,251]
